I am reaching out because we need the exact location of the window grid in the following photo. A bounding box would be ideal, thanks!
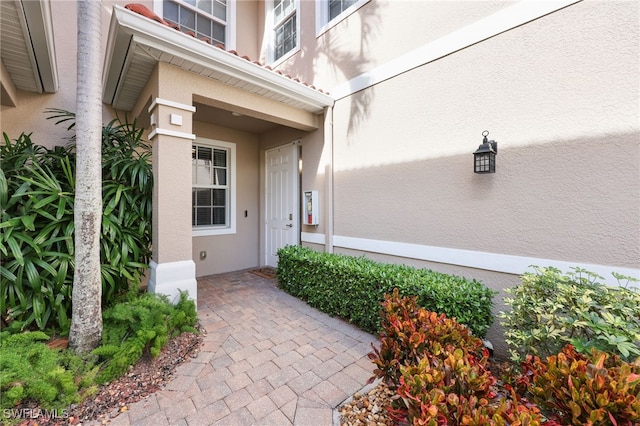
[273,0,297,61]
[163,0,226,46]
[329,0,357,20]
[192,145,229,228]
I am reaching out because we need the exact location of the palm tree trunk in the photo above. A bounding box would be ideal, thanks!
[69,0,103,353]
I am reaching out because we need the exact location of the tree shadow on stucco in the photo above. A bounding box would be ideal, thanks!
[283,1,382,139]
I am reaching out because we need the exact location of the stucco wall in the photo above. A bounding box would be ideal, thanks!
[192,121,261,276]
[278,1,513,90]
[329,0,639,271]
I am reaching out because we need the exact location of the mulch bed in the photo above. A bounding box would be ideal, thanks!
[12,327,204,426]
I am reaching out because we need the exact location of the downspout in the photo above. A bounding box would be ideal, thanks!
[324,105,334,253]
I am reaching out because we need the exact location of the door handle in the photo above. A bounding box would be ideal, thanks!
[286,224,293,228]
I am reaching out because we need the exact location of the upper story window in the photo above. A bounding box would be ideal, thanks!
[272,0,298,62]
[329,0,356,20]
[316,0,369,36]
[161,0,228,46]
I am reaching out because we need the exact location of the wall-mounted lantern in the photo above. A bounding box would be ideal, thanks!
[473,130,498,173]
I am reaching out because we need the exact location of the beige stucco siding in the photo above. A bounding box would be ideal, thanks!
[192,122,261,276]
[330,0,639,270]
[279,1,513,91]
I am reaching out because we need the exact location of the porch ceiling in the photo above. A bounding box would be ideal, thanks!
[103,5,333,115]
[0,0,58,103]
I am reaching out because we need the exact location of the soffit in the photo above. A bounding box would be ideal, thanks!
[0,0,58,99]
[1,1,40,93]
[103,5,333,114]
[103,6,333,114]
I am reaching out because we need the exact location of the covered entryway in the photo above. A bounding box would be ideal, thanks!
[101,5,333,304]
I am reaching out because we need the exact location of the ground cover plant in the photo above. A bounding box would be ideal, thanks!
[94,292,198,383]
[368,290,640,425]
[0,110,153,333]
[276,245,495,337]
[0,331,95,413]
[0,292,198,424]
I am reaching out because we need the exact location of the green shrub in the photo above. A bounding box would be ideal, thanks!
[0,110,153,332]
[0,331,84,411]
[276,245,495,337]
[519,345,640,425]
[499,266,640,363]
[94,291,197,383]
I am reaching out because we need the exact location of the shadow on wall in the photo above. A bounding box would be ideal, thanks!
[331,131,640,276]
[285,1,382,137]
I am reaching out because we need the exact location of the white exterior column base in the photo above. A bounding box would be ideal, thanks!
[148,260,197,306]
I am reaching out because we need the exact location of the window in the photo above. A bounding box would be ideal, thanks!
[192,139,236,236]
[272,0,298,62]
[161,0,228,46]
[329,0,357,20]
[316,0,369,36]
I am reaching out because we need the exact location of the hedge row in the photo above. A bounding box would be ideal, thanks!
[276,245,495,337]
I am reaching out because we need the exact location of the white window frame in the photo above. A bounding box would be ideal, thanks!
[266,0,300,65]
[153,0,236,50]
[192,138,236,237]
[315,0,369,36]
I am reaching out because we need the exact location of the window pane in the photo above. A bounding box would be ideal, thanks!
[213,149,227,167]
[194,188,212,206]
[214,168,227,185]
[213,189,226,206]
[193,146,213,185]
[164,0,178,23]
[213,0,226,20]
[197,0,212,14]
[197,14,212,37]
[194,207,212,226]
[274,0,283,22]
[180,6,196,31]
[213,22,225,44]
[212,207,226,225]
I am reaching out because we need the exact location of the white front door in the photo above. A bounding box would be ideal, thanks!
[265,144,299,267]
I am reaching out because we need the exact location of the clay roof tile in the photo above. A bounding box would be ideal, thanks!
[125,3,328,96]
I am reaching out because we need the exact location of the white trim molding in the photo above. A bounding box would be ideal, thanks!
[148,128,196,140]
[297,234,639,287]
[301,232,326,245]
[148,97,196,113]
[331,0,581,100]
[148,260,198,304]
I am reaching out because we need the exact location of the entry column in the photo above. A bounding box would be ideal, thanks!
[147,98,197,304]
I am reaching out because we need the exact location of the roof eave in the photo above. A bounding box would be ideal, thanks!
[21,0,58,93]
[103,5,333,114]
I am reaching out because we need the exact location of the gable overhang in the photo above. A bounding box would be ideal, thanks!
[0,0,58,102]
[103,5,334,117]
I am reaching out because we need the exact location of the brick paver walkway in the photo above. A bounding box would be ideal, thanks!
[105,270,378,425]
